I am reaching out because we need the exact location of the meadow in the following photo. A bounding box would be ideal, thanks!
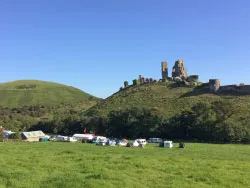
[0,142,250,188]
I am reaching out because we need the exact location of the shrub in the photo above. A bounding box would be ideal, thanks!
[9,131,21,140]
[187,75,199,82]
[0,131,4,142]
[179,142,185,148]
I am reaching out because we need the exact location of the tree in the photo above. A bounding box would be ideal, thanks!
[107,107,162,138]
[9,130,21,140]
[0,128,4,142]
[212,101,237,124]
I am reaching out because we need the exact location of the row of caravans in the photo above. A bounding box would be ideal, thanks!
[55,134,94,142]
[55,134,149,147]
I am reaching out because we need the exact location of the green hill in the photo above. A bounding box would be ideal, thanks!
[87,82,250,118]
[0,80,99,108]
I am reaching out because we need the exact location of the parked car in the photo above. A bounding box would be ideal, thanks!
[96,137,107,146]
[92,136,106,143]
[49,136,57,141]
[135,139,147,145]
[108,140,116,146]
[57,135,69,142]
[148,138,162,143]
[117,139,128,146]
[132,140,140,147]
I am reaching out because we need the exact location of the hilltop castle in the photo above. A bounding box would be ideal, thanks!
[123,59,250,95]
[161,59,189,80]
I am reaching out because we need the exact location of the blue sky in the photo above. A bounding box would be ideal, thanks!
[0,0,250,98]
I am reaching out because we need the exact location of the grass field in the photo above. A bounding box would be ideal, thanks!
[0,142,250,188]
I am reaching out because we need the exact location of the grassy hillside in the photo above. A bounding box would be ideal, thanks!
[87,82,250,117]
[0,80,99,108]
[0,142,249,188]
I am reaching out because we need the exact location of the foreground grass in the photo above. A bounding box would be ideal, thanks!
[0,142,250,188]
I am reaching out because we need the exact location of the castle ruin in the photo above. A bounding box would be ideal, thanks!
[172,59,188,79]
[209,79,220,92]
[161,61,168,79]
[122,58,250,95]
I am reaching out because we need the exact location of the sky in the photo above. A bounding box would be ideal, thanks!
[0,0,250,98]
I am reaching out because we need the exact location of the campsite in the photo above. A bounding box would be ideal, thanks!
[0,142,250,188]
[1,1,250,188]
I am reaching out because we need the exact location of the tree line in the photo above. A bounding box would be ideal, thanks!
[1,101,250,143]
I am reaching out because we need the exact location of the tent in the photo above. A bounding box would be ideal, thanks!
[21,131,46,142]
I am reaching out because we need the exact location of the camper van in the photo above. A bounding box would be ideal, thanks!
[73,134,94,142]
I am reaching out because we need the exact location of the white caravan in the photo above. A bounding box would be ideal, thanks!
[73,134,94,142]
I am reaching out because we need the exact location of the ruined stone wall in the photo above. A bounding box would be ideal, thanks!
[219,85,250,94]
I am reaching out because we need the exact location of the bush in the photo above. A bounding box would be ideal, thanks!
[9,131,21,140]
[0,131,4,142]
[187,75,199,82]
[179,142,185,148]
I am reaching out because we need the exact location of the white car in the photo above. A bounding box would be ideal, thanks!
[135,139,147,145]
[132,140,140,147]
[96,138,107,146]
[117,139,128,146]
[57,136,69,142]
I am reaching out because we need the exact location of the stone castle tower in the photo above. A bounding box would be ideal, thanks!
[161,61,168,79]
[172,59,188,79]
[209,79,220,92]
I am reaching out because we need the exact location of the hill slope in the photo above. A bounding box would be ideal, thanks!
[0,80,98,107]
[87,82,250,117]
